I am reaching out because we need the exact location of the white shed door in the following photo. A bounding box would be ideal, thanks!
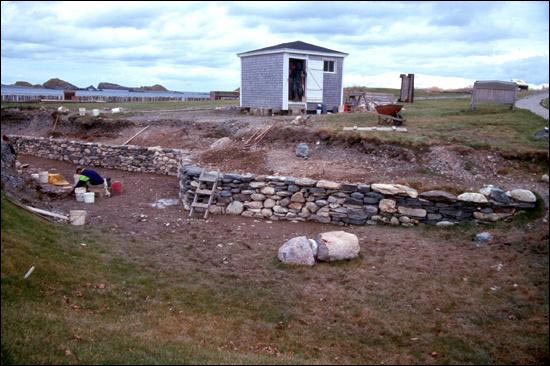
[306,59,324,103]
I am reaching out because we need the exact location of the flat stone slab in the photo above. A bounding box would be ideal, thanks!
[371,183,418,198]
[419,190,457,202]
[457,192,488,203]
[507,189,536,203]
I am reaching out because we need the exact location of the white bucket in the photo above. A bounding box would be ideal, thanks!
[83,192,95,203]
[79,108,86,116]
[75,187,87,202]
[69,210,87,225]
[92,109,100,117]
[31,173,39,181]
[73,174,81,184]
[38,171,49,183]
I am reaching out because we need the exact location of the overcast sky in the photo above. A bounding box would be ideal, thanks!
[1,1,548,91]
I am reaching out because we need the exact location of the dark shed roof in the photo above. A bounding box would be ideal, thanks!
[238,41,348,56]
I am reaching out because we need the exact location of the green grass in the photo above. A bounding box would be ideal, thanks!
[542,98,549,109]
[314,98,549,154]
[2,193,548,364]
[0,195,300,364]
[0,99,238,112]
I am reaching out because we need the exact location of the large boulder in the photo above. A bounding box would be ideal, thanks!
[316,231,360,262]
[278,236,315,266]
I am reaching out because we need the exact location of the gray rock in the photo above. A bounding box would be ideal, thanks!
[316,231,360,262]
[244,201,263,209]
[542,174,549,183]
[351,192,365,200]
[419,190,457,202]
[397,206,427,218]
[315,199,328,206]
[474,232,493,243]
[489,188,510,204]
[249,181,265,189]
[295,178,317,186]
[399,216,411,224]
[278,236,315,266]
[263,198,276,208]
[251,193,266,201]
[260,186,275,195]
[364,192,384,204]
[288,185,300,192]
[290,192,306,203]
[261,208,272,217]
[295,143,309,158]
[305,202,319,213]
[226,201,244,215]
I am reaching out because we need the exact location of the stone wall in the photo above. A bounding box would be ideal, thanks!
[10,135,191,176]
[179,165,538,227]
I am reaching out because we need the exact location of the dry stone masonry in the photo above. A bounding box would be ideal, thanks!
[179,165,538,227]
[10,135,191,176]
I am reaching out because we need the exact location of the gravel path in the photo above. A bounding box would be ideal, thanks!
[515,92,549,120]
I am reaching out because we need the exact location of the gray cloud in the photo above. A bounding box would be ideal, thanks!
[1,1,548,91]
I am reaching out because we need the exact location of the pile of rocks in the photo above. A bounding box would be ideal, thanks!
[278,231,360,266]
[10,135,191,176]
[179,165,538,227]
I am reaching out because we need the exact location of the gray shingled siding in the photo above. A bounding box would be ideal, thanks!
[322,57,344,111]
[241,53,283,109]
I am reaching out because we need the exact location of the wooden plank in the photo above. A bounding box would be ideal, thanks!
[196,189,213,195]
[191,202,210,209]
[122,125,150,145]
[25,205,69,221]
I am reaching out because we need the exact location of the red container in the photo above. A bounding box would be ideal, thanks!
[111,181,122,194]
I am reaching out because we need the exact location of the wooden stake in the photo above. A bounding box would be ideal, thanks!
[122,125,150,145]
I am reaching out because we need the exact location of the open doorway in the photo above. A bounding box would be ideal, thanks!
[289,58,306,102]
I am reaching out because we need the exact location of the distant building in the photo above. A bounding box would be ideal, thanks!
[470,81,517,109]
[238,41,348,112]
[210,91,239,100]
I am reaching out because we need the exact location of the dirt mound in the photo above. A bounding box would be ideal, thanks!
[199,146,270,174]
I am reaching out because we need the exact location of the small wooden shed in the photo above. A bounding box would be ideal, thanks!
[470,81,517,109]
[238,41,348,113]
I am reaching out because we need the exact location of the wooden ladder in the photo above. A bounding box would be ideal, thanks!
[189,168,219,219]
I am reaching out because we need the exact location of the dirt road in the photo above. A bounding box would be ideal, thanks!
[515,92,549,120]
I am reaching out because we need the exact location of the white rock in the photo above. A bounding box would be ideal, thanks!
[436,221,455,227]
[542,174,549,183]
[263,198,276,208]
[277,236,317,266]
[457,192,488,203]
[371,183,418,198]
[507,189,536,203]
[316,231,360,262]
[379,199,397,213]
[209,137,232,150]
[226,201,243,215]
[316,180,341,190]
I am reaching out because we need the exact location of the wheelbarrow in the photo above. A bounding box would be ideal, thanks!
[375,104,406,125]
